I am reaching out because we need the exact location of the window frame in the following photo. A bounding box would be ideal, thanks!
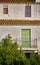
[3,5,8,14]
[25,5,31,17]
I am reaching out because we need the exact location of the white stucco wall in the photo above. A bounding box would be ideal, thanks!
[0,25,40,50]
[0,3,40,20]
[36,0,40,2]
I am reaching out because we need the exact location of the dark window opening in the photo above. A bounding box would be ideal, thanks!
[32,0,36,2]
[3,5,8,14]
[25,6,31,17]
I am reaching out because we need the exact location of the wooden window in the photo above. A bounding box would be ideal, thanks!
[3,5,8,14]
[25,6,31,17]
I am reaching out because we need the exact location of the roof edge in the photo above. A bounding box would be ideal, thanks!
[0,20,40,25]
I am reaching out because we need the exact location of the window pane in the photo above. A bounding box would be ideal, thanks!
[3,8,8,14]
[3,5,8,14]
[25,6,31,17]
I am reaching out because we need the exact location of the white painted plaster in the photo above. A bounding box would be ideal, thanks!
[0,3,40,20]
[0,26,40,50]
[36,0,40,2]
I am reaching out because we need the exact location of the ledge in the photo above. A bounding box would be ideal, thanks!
[0,20,40,25]
[0,0,32,3]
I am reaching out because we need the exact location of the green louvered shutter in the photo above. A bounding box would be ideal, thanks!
[21,29,31,48]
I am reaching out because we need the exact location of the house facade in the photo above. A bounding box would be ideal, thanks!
[0,0,40,54]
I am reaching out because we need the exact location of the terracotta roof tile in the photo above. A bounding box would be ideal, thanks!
[0,0,32,3]
[0,20,40,25]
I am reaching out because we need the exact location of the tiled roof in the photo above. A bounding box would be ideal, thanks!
[0,20,40,25]
[0,0,32,3]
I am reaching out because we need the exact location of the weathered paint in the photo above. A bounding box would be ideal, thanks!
[0,3,40,20]
[0,25,40,49]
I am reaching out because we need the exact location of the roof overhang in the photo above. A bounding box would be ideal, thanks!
[0,0,33,3]
[0,20,40,25]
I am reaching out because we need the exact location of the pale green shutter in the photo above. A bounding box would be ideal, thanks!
[21,29,31,48]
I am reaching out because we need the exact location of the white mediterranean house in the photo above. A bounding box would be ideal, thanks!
[0,0,40,54]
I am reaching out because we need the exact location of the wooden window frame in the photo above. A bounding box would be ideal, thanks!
[3,5,8,14]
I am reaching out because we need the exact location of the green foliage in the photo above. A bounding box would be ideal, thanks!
[0,42,3,65]
[2,34,13,46]
[0,34,28,65]
[30,52,40,65]
[0,34,40,65]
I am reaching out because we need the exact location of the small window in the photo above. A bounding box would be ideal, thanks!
[3,5,8,14]
[25,6,31,17]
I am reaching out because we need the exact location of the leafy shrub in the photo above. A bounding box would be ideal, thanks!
[0,34,28,65]
[30,52,40,65]
[0,34,40,65]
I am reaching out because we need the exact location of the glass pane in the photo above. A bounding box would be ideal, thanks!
[25,6,31,17]
[3,8,8,14]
